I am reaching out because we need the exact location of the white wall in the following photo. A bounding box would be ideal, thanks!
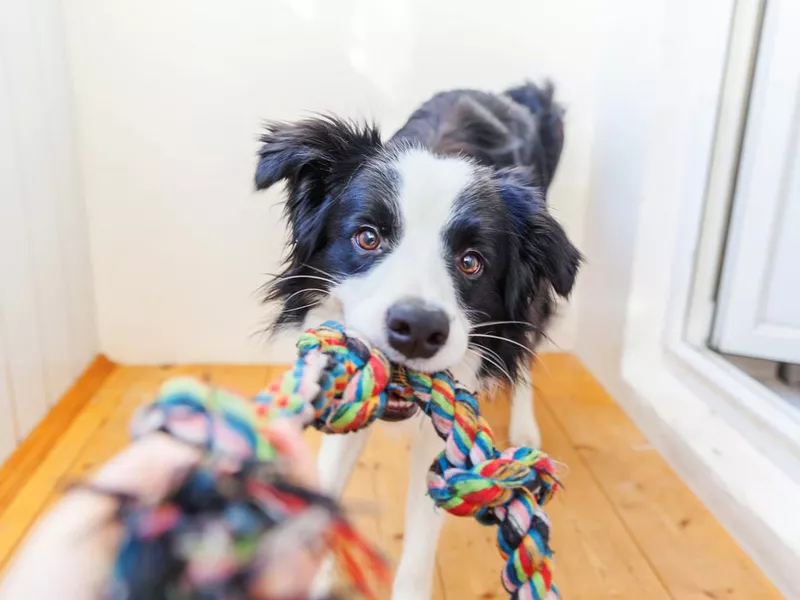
[573,1,663,382]
[573,0,725,385]
[0,0,98,460]
[61,0,600,364]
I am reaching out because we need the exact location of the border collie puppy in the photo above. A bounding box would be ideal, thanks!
[255,82,580,599]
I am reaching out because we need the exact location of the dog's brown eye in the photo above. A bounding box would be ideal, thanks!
[354,227,381,251]
[458,251,483,276]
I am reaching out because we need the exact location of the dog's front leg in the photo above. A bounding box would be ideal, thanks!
[310,430,371,598]
[316,430,371,497]
[391,418,446,600]
[509,369,542,448]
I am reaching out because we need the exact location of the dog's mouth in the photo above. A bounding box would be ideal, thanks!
[381,391,419,422]
[381,369,420,422]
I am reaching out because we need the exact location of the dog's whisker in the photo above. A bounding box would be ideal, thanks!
[463,348,484,373]
[466,346,493,373]
[469,341,505,366]
[283,288,330,303]
[300,263,343,285]
[470,333,536,356]
[473,344,510,375]
[470,320,537,331]
[467,345,514,387]
[469,342,515,384]
[467,343,514,386]
[268,274,340,286]
[281,300,327,314]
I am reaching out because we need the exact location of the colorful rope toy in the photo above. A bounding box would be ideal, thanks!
[111,321,560,600]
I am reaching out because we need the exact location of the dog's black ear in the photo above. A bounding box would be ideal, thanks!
[494,167,581,301]
[255,117,383,245]
[255,116,382,191]
[525,208,581,297]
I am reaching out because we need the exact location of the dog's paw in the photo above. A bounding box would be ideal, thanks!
[509,417,542,449]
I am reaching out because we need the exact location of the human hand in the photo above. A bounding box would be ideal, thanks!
[0,421,321,600]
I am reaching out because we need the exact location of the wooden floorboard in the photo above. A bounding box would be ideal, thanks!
[0,355,115,513]
[0,355,783,599]
[536,354,781,600]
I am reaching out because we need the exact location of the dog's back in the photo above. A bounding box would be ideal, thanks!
[390,82,564,189]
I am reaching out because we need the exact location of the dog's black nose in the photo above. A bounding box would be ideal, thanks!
[386,299,450,359]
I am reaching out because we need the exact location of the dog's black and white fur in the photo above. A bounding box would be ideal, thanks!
[255,83,580,599]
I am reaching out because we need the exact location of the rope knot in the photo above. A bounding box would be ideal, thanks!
[427,456,534,516]
[268,321,392,433]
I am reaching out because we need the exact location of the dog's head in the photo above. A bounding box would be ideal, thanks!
[255,116,580,381]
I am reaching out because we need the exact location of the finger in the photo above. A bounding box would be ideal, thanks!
[264,421,319,488]
[90,432,202,498]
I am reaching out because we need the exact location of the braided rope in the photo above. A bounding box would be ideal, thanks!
[255,321,560,599]
[251,321,394,435]
[114,375,388,599]
[113,321,559,599]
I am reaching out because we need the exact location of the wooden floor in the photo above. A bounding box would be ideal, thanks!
[0,354,783,599]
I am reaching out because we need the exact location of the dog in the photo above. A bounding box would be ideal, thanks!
[255,82,580,599]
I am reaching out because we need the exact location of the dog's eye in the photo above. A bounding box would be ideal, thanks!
[353,227,381,251]
[458,251,484,277]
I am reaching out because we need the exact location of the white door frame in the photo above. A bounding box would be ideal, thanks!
[577,0,800,596]
[663,0,800,475]
[711,0,800,363]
